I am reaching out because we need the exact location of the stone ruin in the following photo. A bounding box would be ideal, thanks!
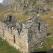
[2,15,47,53]
[3,15,17,28]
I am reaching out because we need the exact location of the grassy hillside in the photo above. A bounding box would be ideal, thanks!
[0,38,21,53]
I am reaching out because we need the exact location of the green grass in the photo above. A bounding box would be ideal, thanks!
[0,38,21,53]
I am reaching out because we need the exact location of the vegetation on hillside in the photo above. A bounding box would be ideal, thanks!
[0,38,21,53]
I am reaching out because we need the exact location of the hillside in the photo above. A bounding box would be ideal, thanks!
[0,38,20,53]
[0,0,53,52]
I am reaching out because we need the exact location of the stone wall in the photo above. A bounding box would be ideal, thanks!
[26,17,47,53]
[0,16,47,53]
[0,22,29,53]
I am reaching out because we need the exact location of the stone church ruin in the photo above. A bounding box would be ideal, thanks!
[0,0,48,52]
[0,14,48,53]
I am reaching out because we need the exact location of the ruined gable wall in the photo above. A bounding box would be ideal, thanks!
[27,19,48,52]
[0,22,29,53]
[0,16,48,53]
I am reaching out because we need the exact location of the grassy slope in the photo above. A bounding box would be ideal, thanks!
[0,9,29,22]
[0,38,20,53]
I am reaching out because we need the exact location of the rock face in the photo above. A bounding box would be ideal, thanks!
[2,15,47,53]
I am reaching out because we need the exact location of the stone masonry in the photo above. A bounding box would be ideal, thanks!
[0,15,47,53]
